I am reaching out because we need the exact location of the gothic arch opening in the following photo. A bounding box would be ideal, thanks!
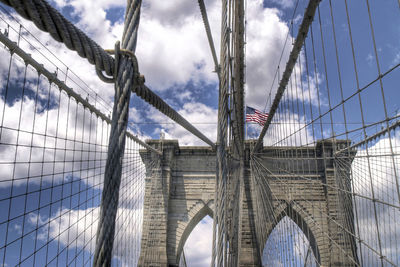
[179,215,213,266]
[262,205,320,266]
[176,203,213,265]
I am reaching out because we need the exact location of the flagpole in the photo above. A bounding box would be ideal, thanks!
[245,122,247,140]
[245,107,247,140]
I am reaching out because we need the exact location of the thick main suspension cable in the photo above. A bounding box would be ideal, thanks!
[0,0,215,149]
[0,30,161,155]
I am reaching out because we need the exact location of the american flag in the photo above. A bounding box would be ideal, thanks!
[245,106,269,126]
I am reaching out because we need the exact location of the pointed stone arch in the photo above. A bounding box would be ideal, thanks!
[138,139,357,266]
[261,201,321,265]
[175,200,214,265]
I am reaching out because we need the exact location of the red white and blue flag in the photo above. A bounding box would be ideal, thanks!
[245,106,269,126]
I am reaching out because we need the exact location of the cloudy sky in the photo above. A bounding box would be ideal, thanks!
[0,0,399,266]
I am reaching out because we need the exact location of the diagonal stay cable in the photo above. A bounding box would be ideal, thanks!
[252,0,321,153]
[252,154,397,267]
[0,0,215,149]
[0,30,162,155]
[0,0,114,75]
[197,0,220,77]
[138,84,215,148]
[251,155,390,267]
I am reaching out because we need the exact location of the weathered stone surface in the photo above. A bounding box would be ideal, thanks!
[138,139,358,267]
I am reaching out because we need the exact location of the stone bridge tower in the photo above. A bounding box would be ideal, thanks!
[137,139,358,266]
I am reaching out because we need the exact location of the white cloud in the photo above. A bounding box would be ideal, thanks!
[346,132,400,265]
[245,110,314,146]
[393,51,400,66]
[259,132,400,266]
[52,0,125,46]
[245,2,290,110]
[0,7,149,189]
[182,216,213,267]
[263,216,318,266]
[30,205,143,266]
[351,133,400,206]
[285,59,323,107]
[269,0,297,9]
[136,0,220,91]
[0,13,117,115]
[176,90,193,103]
[245,1,323,111]
[141,0,198,26]
[366,52,374,66]
[0,1,342,266]
[0,91,109,188]
[149,102,217,146]
[129,106,142,123]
